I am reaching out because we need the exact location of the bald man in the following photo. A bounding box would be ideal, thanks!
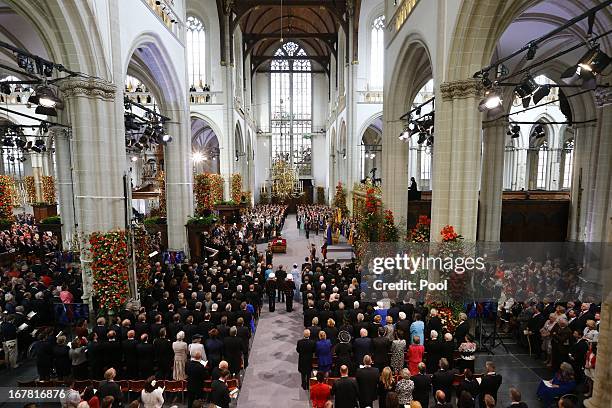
[185,350,208,408]
[297,329,316,390]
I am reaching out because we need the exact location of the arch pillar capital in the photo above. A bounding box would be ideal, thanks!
[58,77,116,101]
[439,78,483,101]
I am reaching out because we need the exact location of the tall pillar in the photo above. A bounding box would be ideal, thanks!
[382,119,409,222]
[59,77,126,308]
[568,123,597,241]
[165,108,193,251]
[431,79,483,241]
[52,127,76,245]
[31,153,44,202]
[478,120,505,242]
[585,89,612,242]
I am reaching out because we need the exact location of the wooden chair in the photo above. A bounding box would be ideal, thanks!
[309,378,318,387]
[118,380,129,394]
[452,373,465,386]
[203,379,213,394]
[326,377,339,387]
[128,380,147,400]
[226,378,239,391]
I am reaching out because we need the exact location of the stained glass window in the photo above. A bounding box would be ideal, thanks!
[270,42,312,175]
[370,15,385,90]
[186,16,205,89]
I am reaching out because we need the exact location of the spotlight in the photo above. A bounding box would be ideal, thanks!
[130,155,139,162]
[31,145,42,153]
[561,46,611,89]
[417,132,427,144]
[399,128,410,140]
[526,44,538,61]
[35,86,62,108]
[514,75,538,108]
[8,155,14,162]
[193,152,204,163]
[0,83,11,95]
[478,90,503,112]
[43,63,54,77]
[369,153,376,159]
[532,84,551,105]
[415,107,421,116]
[161,134,172,144]
[34,139,45,147]
[25,141,33,150]
[2,137,13,147]
[18,156,27,163]
[426,136,434,147]
[15,139,26,149]
[481,71,493,88]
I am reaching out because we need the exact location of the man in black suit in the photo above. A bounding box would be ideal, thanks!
[527,306,545,358]
[432,358,456,403]
[568,330,589,382]
[153,328,174,379]
[210,369,231,408]
[411,362,432,408]
[352,328,372,367]
[455,313,469,346]
[97,368,123,408]
[479,361,502,408]
[425,330,444,374]
[304,300,318,327]
[441,333,456,369]
[507,387,528,408]
[223,326,245,376]
[121,330,138,379]
[427,309,443,340]
[185,351,208,408]
[102,330,122,375]
[331,365,359,408]
[355,355,379,408]
[296,329,316,390]
[396,311,412,341]
[372,327,391,370]
[434,390,453,408]
[136,333,155,379]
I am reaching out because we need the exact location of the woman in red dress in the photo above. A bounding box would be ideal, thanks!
[408,335,425,375]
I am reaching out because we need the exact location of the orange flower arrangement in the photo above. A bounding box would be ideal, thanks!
[89,230,130,312]
[0,175,14,219]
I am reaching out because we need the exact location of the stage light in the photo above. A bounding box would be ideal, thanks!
[34,139,45,147]
[532,84,551,105]
[526,44,538,60]
[193,152,204,163]
[399,128,410,141]
[35,105,58,116]
[561,46,611,89]
[130,155,139,162]
[417,132,427,144]
[161,134,172,143]
[531,124,545,139]
[18,156,27,163]
[0,83,11,95]
[31,145,42,153]
[15,139,26,149]
[369,153,376,159]
[7,155,14,162]
[514,75,538,108]
[479,90,503,112]
[36,86,62,108]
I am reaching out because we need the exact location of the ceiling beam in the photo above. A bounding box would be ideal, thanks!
[244,33,337,41]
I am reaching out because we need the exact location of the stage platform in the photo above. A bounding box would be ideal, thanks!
[326,243,354,262]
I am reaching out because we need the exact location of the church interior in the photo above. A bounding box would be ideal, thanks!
[0,0,610,407]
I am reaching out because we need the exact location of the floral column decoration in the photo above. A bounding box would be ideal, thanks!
[439,225,467,302]
[408,215,431,242]
[231,173,242,203]
[332,182,349,217]
[89,230,130,312]
[41,175,56,204]
[210,174,224,204]
[157,170,166,217]
[24,176,36,204]
[133,226,152,292]
[194,173,225,215]
[0,175,14,219]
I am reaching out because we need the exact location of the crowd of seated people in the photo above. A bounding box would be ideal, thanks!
[241,204,288,242]
[0,214,59,255]
[297,253,601,408]
[296,205,333,234]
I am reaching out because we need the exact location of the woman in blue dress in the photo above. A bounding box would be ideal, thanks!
[536,362,576,405]
[410,313,425,345]
[316,330,333,374]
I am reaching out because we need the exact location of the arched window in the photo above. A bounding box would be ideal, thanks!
[370,15,385,90]
[562,138,574,189]
[270,41,312,175]
[186,16,206,89]
[536,141,548,189]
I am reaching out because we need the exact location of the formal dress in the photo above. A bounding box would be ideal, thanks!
[316,339,333,373]
[172,340,189,380]
[310,382,332,408]
[408,344,425,375]
[390,339,406,372]
[396,378,415,405]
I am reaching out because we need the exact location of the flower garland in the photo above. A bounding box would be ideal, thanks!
[89,230,130,312]
[0,175,14,219]
[408,215,431,242]
[210,174,224,205]
[241,190,252,204]
[41,175,56,204]
[231,174,242,203]
[439,225,467,301]
[332,182,349,217]
[365,187,381,214]
[133,226,152,291]
[24,176,36,204]
[382,209,399,242]
[157,170,166,217]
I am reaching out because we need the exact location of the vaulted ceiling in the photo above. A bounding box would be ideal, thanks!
[217,0,361,76]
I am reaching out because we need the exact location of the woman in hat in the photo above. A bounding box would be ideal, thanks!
[189,333,205,360]
[172,331,189,380]
[334,330,354,376]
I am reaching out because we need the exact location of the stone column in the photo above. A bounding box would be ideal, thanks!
[58,77,126,308]
[165,108,193,251]
[431,79,483,241]
[568,123,597,241]
[51,127,76,245]
[382,119,409,223]
[478,120,506,242]
[585,89,612,242]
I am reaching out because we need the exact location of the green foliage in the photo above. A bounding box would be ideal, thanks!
[144,216,166,226]
[41,215,61,224]
[187,214,218,226]
[0,218,13,229]
[215,199,237,206]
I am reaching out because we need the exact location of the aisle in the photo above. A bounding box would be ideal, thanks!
[237,214,320,408]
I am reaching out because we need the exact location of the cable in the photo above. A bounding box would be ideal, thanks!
[0,105,70,128]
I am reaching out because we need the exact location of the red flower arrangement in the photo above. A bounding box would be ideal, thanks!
[408,215,431,242]
[157,170,166,217]
[194,173,225,215]
[231,174,242,203]
[441,225,460,242]
[365,187,381,214]
[0,175,14,219]
[89,230,130,312]
[382,209,399,242]
[438,225,466,301]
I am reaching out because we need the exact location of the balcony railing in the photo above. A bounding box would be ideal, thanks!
[0,91,32,105]
[143,0,181,38]
[124,91,223,106]
[357,90,383,103]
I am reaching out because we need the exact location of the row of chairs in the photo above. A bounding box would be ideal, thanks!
[308,372,485,389]
[18,378,240,403]
[310,351,463,368]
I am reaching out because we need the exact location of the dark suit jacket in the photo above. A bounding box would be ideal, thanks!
[396,319,412,341]
[210,379,231,408]
[479,373,503,405]
[432,369,456,402]
[428,316,443,338]
[355,366,379,405]
[331,376,359,408]
[411,373,432,407]
[455,321,469,343]
[296,338,317,374]
[97,380,122,408]
[353,337,372,366]
[371,336,391,367]
[185,359,208,393]
[121,338,138,367]
[223,336,245,374]
[425,339,444,371]
[441,341,456,367]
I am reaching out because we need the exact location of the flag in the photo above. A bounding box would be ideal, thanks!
[326,224,333,245]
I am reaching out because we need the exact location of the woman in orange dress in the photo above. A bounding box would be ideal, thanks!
[408,335,425,375]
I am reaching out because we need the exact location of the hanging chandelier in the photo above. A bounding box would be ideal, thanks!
[270,159,303,201]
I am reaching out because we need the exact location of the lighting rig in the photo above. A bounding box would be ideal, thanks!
[124,97,173,154]
[474,1,611,114]
[399,97,435,147]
